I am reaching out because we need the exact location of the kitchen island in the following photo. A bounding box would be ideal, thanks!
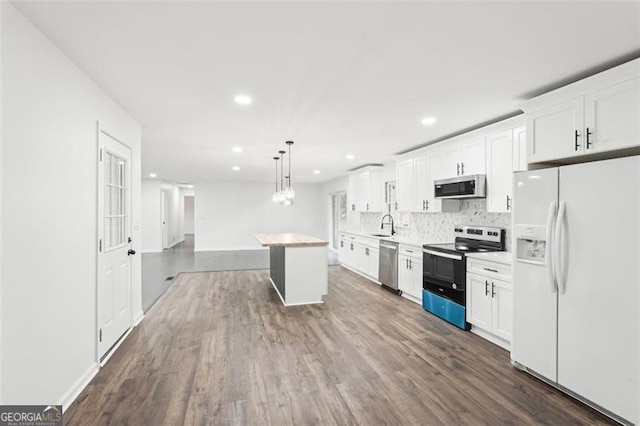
[255,233,329,306]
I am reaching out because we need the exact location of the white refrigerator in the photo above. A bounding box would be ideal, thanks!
[511,156,639,425]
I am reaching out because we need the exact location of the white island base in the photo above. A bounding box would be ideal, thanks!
[255,233,329,306]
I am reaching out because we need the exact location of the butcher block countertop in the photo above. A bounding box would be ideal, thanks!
[255,233,329,247]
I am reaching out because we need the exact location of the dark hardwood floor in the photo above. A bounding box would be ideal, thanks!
[65,266,614,425]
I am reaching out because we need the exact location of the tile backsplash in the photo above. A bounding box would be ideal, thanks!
[358,199,512,250]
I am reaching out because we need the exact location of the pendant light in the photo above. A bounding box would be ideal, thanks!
[278,150,286,204]
[271,156,281,203]
[282,141,295,203]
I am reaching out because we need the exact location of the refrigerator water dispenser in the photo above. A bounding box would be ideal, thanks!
[514,225,547,264]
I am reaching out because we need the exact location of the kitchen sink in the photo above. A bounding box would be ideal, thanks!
[370,233,392,238]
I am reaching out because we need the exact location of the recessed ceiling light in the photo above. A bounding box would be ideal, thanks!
[149,173,157,178]
[232,166,240,171]
[232,147,243,153]
[421,116,437,126]
[346,154,355,160]
[313,170,321,175]
[234,95,252,105]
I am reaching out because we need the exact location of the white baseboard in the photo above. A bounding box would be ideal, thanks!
[470,326,511,351]
[141,249,162,254]
[401,292,422,305]
[268,277,323,307]
[133,311,144,326]
[167,239,182,249]
[340,263,381,285]
[59,363,99,413]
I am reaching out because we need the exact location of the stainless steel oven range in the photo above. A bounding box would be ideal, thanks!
[422,226,505,330]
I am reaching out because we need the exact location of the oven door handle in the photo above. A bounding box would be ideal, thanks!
[422,249,463,261]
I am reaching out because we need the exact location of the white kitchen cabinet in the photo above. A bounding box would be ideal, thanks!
[513,126,527,171]
[412,154,428,212]
[398,245,422,302]
[395,158,413,212]
[338,236,350,266]
[339,232,379,281]
[523,60,640,164]
[412,147,460,213]
[486,129,521,213]
[466,256,512,349]
[349,166,383,212]
[441,137,486,178]
[584,77,639,154]
[527,97,585,163]
[366,247,379,280]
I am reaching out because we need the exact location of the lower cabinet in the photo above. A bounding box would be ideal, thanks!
[466,257,512,349]
[398,245,422,303]
[339,233,379,281]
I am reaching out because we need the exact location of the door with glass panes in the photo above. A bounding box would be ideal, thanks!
[97,129,133,359]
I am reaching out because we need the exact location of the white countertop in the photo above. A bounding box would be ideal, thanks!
[340,230,442,248]
[465,251,513,265]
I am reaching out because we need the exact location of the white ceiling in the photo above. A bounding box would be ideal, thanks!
[12,1,640,184]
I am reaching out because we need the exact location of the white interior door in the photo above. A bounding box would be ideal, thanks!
[98,130,133,359]
[161,190,169,249]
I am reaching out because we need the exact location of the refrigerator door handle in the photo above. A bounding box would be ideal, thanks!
[545,201,558,293]
[554,201,567,294]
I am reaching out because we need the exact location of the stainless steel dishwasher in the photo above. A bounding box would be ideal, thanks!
[378,240,399,293]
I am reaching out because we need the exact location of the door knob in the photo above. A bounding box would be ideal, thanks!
[128,249,136,256]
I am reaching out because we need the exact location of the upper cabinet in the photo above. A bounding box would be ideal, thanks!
[396,158,414,212]
[584,78,639,154]
[417,146,460,213]
[523,59,639,164]
[441,137,486,178]
[349,166,383,212]
[396,148,460,213]
[486,127,527,213]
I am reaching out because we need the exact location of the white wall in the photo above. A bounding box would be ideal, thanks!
[195,181,326,251]
[162,184,181,248]
[184,195,195,234]
[2,3,142,406]
[141,179,162,252]
[0,0,4,404]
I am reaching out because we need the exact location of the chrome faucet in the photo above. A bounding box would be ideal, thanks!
[380,214,396,236]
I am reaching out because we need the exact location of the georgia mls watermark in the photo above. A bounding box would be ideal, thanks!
[0,406,62,426]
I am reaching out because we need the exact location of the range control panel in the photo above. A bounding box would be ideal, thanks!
[454,226,504,243]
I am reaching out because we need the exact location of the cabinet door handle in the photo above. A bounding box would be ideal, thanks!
[485,280,489,296]
[409,259,412,270]
[405,258,409,269]
[350,244,354,251]
[352,204,355,211]
[506,195,511,211]
[395,202,398,211]
[456,163,460,176]
[367,203,369,211]
[365,248,369,256]
[461,162,465,175]
[340,241,343,248]
[425,200,429,211]
[423,200,426,210]
[586,127,593,149]
[491,282,496,298]
[574,130,581,151]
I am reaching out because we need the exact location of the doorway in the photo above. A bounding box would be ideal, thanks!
[184,195,194,239]
[97,128,133,360]
[330,191,347,250]
[161,190,169,249]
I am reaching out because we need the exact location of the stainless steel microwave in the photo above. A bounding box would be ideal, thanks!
[434,175,486,199]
